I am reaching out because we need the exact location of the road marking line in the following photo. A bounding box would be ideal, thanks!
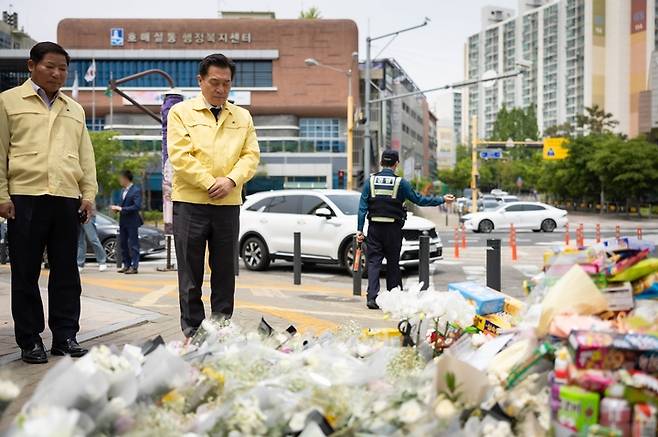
[134,285,177,307]
[249,288,287,299]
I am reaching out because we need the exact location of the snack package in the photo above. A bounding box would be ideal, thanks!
[568,330,658,373]
[448,282,505,315]
[609,258,658,283]
[600,282,635,312]
[632,404,657,437]
[557,385,600,432]
[473,312,513,336]
[599,397,631,437]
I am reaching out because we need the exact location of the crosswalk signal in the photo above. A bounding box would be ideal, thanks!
[338,170,345,188]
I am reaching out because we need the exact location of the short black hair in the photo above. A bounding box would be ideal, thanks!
[120,170,133,182]
[199,53,236,79]
[30,42,70,66]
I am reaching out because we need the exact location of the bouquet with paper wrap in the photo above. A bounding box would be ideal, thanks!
[534,264,609,336]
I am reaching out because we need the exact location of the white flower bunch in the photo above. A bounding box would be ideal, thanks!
[78,345,133,376]
[376,283,475,330]
[0,379,20,401]
[10,406,83,437]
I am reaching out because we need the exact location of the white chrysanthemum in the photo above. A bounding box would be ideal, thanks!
[435,398,457,421]
[0,380,20,401]
[398,399,424,424]
[17,406,83,437]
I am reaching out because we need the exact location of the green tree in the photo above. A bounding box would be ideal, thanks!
[299,6,322,19]
[544,122,574,137]
[89,131,122,205]
[576,104,619,134]
[490,105,539,141]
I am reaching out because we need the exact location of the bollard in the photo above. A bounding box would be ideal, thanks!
[565,223,570,246]
[453,227,460,259]
[577,224,584,247]
[352,237,362,296]
[510,224,518,262]
[293,232,301,285]
[461,224,467,249]
[637,227,643,240]
[615,225,621,241]
[115,230,122,269]
[596,224,601,243]
[486,239,501,291]
[419,235,430,291]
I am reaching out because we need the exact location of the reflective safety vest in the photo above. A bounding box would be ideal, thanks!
[367,172,406,224]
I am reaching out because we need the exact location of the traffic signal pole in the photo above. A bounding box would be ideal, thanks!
[471,116,479,214]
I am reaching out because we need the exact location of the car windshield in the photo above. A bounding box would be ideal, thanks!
[327,194,360,215]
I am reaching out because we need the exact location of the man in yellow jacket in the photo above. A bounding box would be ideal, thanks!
[167,53,260,337]
[0,42,97,363]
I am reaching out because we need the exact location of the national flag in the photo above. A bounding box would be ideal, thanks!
[84,59,96,83]
[71,71,79,101]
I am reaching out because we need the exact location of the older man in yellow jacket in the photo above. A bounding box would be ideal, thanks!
[168,53,260,337]
[0,42,97,363]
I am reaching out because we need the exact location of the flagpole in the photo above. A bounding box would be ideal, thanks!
[92,58,96,130]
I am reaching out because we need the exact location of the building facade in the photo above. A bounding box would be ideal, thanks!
[0,11,35,91]
[0,16,359,199]
[461,0,658,139]
[359,58,438,181]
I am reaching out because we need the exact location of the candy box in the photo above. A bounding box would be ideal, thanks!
[448,281,505,315]
[557,385,600,432]
[600,282,634,311]
[585,424,623,437]
[473,312,512,335]
[567,331,658,372]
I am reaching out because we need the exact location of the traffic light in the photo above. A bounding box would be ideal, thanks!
[337,170,345,188]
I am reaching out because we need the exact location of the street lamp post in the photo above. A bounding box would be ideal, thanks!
[305,55,356,190]
[364,18,430,179]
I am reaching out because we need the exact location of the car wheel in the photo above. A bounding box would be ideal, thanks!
[478,220,494,233]
[343,241,368,278]
[241,236,270,271]
[532,229,541,233]
[541,219,557,233]
[103,238,117,263]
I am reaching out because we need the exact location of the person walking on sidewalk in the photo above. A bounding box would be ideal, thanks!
[0,42,98,364]
[77,213,107,272]
[111,170,142,274]
[357,150,455,309]
[167,53,260,337]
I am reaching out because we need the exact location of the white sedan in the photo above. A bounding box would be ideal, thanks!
[461,202,568,233]
[239,189,443,274]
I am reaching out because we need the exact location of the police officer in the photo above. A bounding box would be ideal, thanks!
[357,150,455,309]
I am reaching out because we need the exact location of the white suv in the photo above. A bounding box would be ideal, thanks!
[239,189,443,274]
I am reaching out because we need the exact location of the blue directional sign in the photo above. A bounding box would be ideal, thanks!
[479,149,503,160]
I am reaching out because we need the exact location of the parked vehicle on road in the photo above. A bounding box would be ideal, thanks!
[83,213,167,263]
[239,190,443,274]
[490,189,508,197]
[460,202,568,233]
[498,195,520,203]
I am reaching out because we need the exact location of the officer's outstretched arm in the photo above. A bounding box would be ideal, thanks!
[402,179,444,207]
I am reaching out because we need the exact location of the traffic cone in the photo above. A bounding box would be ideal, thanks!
[595,224,601,243]
[565,223,570,246]
[637,227,643,240]
[453,227,460,259]
[510,224,518,262]
[615,225,621,241]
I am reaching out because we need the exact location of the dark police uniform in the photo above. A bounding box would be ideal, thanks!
[357,152,446,305]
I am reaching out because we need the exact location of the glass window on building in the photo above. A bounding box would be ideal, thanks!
[67,60,272,88]
[299,118,345,153]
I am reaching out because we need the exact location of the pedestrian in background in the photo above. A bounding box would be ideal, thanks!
[0,42,97,363]
[111,170,142,274]
[77,213,107,272]
[357,150,455,309]
[167,53,260,337]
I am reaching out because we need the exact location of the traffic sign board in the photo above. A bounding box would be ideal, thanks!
[543,137,568,160]
[479,149,503,160]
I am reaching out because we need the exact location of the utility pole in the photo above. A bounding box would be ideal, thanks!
[471,116,478,214]
[363,18,430,179]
